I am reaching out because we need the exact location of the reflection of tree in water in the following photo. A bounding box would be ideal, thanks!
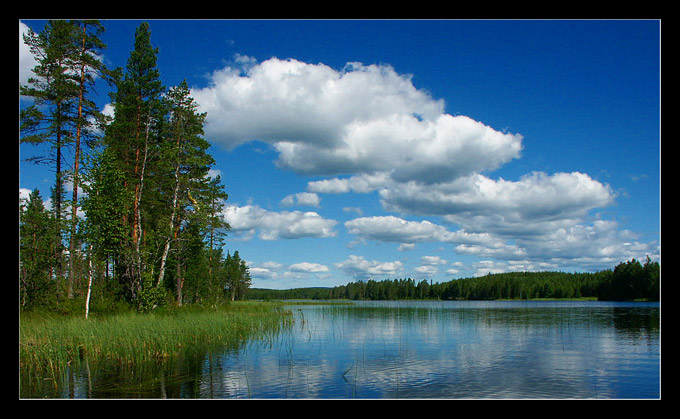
[334,304,660,334]
[19,334,252,399]
[73,340,246,399]
[611,306,660,342]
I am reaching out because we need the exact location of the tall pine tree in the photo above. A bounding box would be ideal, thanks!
[20,20,79,292]
[155,80,212,290]
[103,22,165,302]
[66,20,109,298]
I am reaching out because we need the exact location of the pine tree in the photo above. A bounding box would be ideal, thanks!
[20,20,79,290]
[205,175,230,286]
[19,189,57,307]
[175,219,208,305]
[224,251,251,301]
[65,20,109,298]
[155,80,212,289]
[21,20,111,299]
[643,256,660,301]
[103,22,165,302]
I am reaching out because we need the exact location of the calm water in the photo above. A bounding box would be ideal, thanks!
[23,300,660,399]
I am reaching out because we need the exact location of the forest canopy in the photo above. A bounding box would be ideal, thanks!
[19,21,250,313]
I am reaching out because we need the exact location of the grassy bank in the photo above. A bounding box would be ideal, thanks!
[19,302,293,383]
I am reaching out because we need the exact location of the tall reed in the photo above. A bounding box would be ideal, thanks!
[19,302,293,385]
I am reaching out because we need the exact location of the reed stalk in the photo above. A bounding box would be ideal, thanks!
[19,302,293,385]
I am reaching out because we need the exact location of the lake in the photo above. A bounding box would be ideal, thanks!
[23,300,660,399]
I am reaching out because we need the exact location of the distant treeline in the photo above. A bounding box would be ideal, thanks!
[247,258,659,302]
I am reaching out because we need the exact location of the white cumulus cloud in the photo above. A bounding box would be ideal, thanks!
[345,216,453,244]
[307,172,392,194]
[280,192,321,208]
[421,256,447,266]
[334,255,403,281]
[288,262,330,273]
[380,171,616,237]
[249,267,279,279]
[188,54,655,272]
[19,21,38,87]
[344,215,506,249]
[276,114,522,183]
[192,57,522,184]
[220,204,337,240]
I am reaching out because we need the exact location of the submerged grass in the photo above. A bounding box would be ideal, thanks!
[19,301,293,383]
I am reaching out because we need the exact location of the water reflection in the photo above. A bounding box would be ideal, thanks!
[21,301,660,399]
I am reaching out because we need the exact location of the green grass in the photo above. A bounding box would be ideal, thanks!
[19,302,293,381]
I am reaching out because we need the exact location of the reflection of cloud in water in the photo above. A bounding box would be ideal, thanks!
[197,302,659,398]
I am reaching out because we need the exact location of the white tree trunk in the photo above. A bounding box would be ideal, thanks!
[156,163,181,288]
[85,244,93,319]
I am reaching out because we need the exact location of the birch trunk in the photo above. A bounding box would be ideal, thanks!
[156,161,181,288]
[85,244,93,319]
[176,253,183,306]
[133,115,151,296]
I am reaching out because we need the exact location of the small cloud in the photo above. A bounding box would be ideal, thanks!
[280,192,320,208]
[421,256,447,265]
[288,262,330,273]
[414,265,437,275]
[19,188,32,202]
[261,261,284,270]
[249,267,278,279]
[207,168,222,179]
[334,255,403,281]
[220,204,336,240]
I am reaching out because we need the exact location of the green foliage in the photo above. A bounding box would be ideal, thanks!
[20,21,244,314]
[597,257,660,301]
[137,272,169,312]
[223,251,251,301]
[19,189,58,308]
[81,149,131,259]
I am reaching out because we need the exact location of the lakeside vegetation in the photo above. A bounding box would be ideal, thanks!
[247,257,660,302]
[19,302,293,393]
[20,21,251,314]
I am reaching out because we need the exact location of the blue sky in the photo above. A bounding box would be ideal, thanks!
[19,19,661,289]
